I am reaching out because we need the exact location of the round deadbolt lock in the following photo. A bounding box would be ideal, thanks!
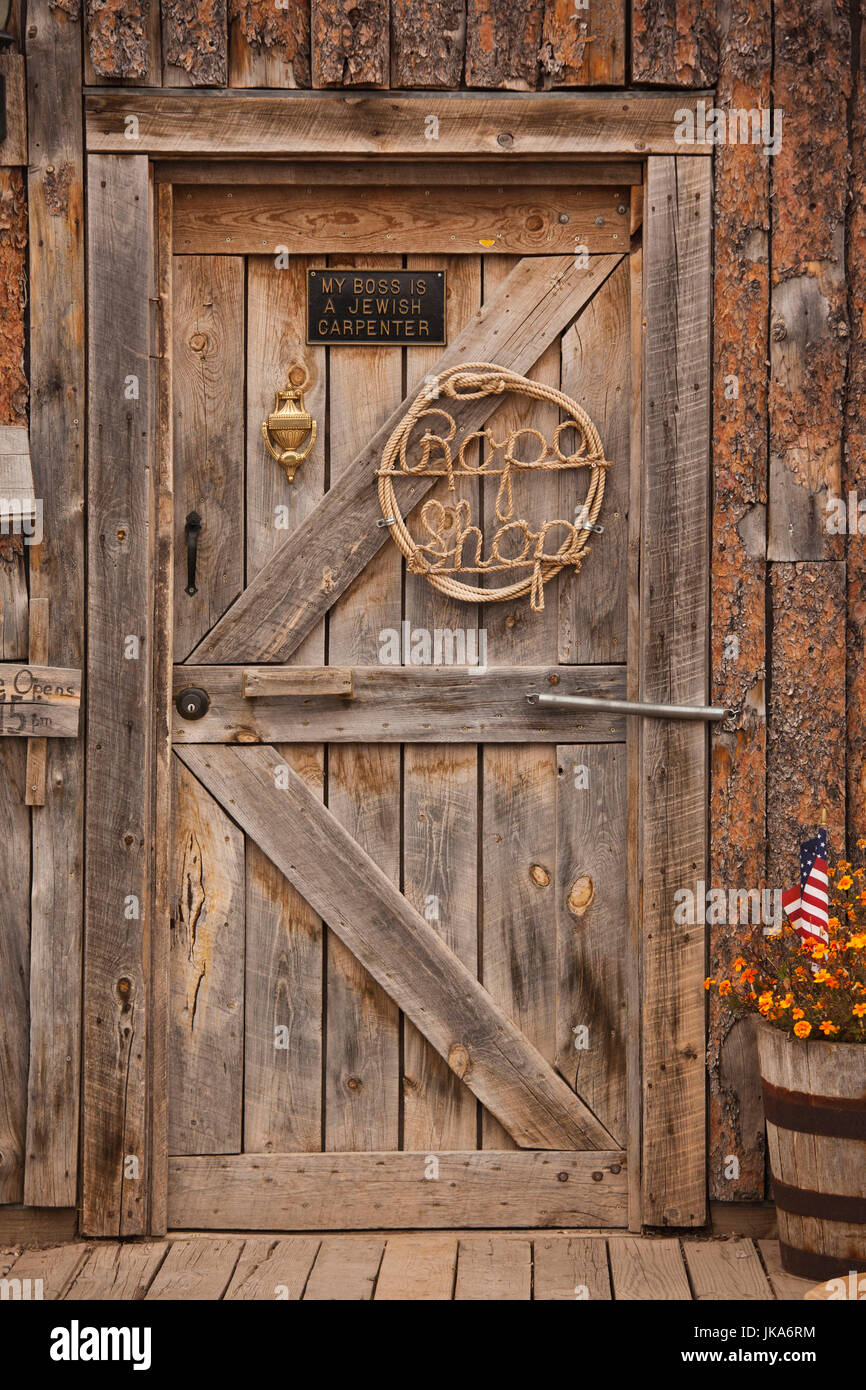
[176,687,210,721]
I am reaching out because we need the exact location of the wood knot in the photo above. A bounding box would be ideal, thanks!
[567,874,594,917]
[189,332,207,352]
[346,1076,362,1093]
[529,863,551,888]
[448,1043,471,1078]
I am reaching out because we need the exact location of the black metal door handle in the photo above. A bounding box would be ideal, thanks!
[185,511,202,596]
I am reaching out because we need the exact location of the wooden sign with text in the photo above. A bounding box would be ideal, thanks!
[307,268,446,345]
[0,663,81,737]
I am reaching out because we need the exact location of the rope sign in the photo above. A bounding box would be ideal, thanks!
[376,363,611,613]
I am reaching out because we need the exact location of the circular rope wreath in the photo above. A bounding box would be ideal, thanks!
[376,363,611,612]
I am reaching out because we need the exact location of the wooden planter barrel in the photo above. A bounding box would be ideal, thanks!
[757,1023,866,1280]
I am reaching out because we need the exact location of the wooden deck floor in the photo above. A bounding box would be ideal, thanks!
[1,1234,815,1300]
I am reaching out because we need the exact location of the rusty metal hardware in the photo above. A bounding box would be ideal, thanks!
[185,511,202,596]
[176,687,210,720]
[262,367,317,483]
[527,692,734,722]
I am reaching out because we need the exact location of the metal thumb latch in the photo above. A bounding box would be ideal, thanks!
[526,692,736,722]
[185,511,202,596]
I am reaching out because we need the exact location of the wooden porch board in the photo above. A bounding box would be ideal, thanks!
[2,1236,797,1299]
[85,93,712,158]
[166,1152,628,1230]
[174,743,618,1152]
[683,1237,773,1301]
[174,664,627,742]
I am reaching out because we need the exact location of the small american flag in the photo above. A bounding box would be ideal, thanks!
[782,829,829,945]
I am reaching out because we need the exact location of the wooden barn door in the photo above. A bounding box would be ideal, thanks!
[83,154,711,1235]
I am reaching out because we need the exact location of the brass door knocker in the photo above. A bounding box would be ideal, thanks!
[262,366,317,483]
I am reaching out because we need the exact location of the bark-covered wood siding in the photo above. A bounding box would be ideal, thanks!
[2,0,864,1215]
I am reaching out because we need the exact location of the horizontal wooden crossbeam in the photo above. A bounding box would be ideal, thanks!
[174,664,627,743]
[167,1151,628,1231]
[85,93,711,159]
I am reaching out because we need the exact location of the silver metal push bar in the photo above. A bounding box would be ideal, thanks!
[526,692,733,722]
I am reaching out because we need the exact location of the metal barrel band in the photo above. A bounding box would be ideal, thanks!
[779,1243,866,1283]
[771,1177,866,1225]
[761,1079,866,1140]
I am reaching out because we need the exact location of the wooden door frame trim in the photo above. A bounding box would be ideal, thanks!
[82,149,711,1237]
[84,92,713,159]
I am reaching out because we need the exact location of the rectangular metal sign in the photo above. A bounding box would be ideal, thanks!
[307,268,446,346]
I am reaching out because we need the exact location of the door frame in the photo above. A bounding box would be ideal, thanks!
[81,95,711,1237]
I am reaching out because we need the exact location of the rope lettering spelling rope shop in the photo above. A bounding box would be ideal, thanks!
[376,364,611,613]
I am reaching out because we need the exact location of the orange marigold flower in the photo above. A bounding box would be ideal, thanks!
[741,967,757,984]
[703,977,715,990]
[853,1004,866,1018]
[857,838,866,850]
[829,917,842,930]
[814,969,832,984]
[811,943,829,960]
[732,957,746,972]
[793,1020,812,1038]
[838,875,853,891]
[792,1007,805,1020]
[779,994,794,1009]
[719,980,732,996]
[819,1021,840,1035]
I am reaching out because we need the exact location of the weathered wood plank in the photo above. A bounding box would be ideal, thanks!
[244,745,324,1153]
[169,758,244,1154]
[3,1243,90,1300]
[229,0,311,88]
[224,1236,320,1299]
[540,0,626,86]
[767,1,850,561]
[533,1235,612,1300]
[558,255,630,663]
[24,599,50,804]
[607,1236,691,1300]
[312,0,388,87]
[175,743,618,1151]
[684,1237,773,1301]
[631,0,718,85]
[245,255,325,612]
[23,0,86,1212]
[168,1152,627,1228]
[62,1241,168,1300]
[304,1236,385,1300]
[455,1237,532,1300]
[325,254,402,1155]
[767,564,846,885]
[640,157,711,1228]
[191,254,623,664]
[555,743,627,1145]
[374,1235,458,1300]
[85,93,711,157]
[83,154,155,1237]
[0,1207,77,1246]
[173,664,628,743]
[144,1236,244,1299]
[173,184,629,255]
[402,255,480,1152]
[391,0,465,88]
[708,0,771,1204]
[172,254,245,661]
[0,53,27,165]
[0,512,29,1204]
